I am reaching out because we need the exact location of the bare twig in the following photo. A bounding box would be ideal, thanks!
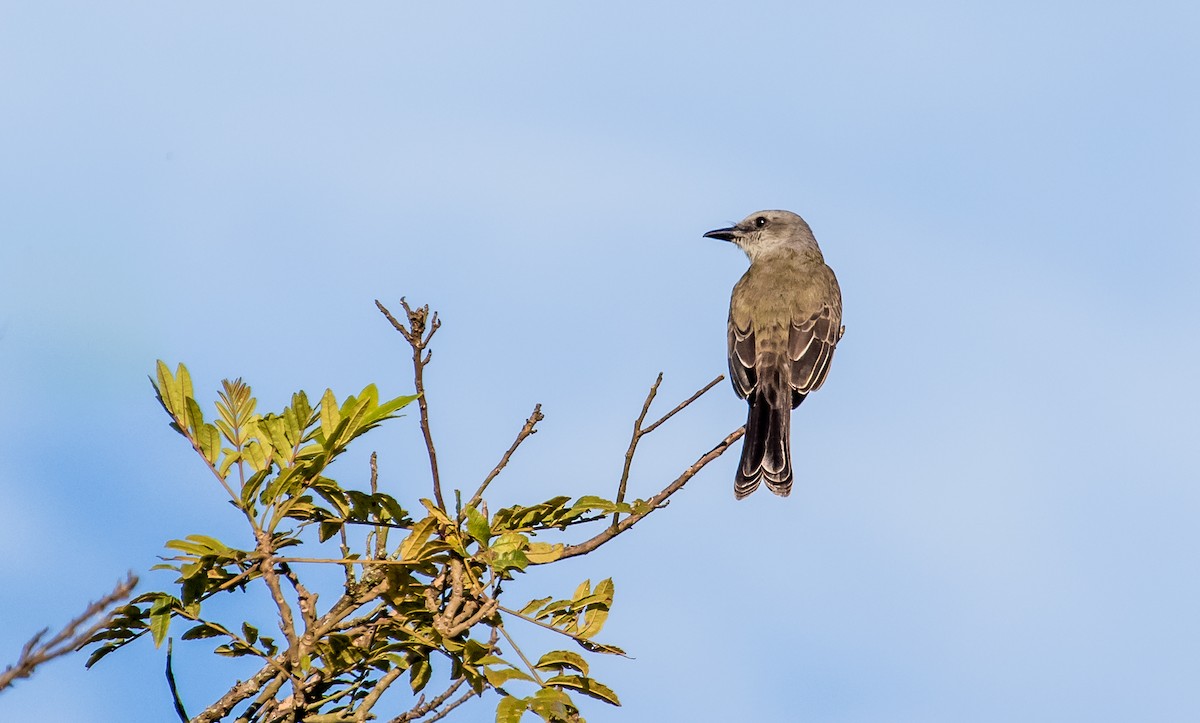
[464,404,544,515]
[421,687,478,722]
[497,623,544,685]
[612,374,663,528]
[377,298,446,511]
[553,425,745,562]
[390,677,468,723]
[641,374,724,436]
[612,374,724,528]
[370,452,388,560]
[0,573,137,693]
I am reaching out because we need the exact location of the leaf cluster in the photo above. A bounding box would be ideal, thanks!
[86,363,634,722]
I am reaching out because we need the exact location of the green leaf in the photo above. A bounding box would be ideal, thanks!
[318,520,343,542]
[465,506,492,547]
[534,650,589,677]
[85,642,124,668]
[420,498,454,527]
[374,392,418,420]
[241,469,269,511]
[490,532,531,572]
[149,609,171,648]
[528,687,576,721]
[377,494,408,524]
[492,532,528,555]
[569,495,622,513]
[518,596,553,617]
[525,542,563,564]
[184,397,205,433]
[496,695,528,723]
[196,424,222,466]
[177,364,194,406]
[319,388,340,444]
[399,517,438,562]
[179,622,227,641]
[545,674,620,706]
[571,580,591,602]
[577,579,613,639]
[153,360,176,412]
[492,550,530,573]
[485,667,536,688]
[339,394,372,444]
[409,656,432,693]
[243,441,271,472]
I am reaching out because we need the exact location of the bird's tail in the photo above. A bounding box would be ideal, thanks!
[735,361,793,499]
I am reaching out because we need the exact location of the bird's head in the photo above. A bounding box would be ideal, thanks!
[703,209,818,261]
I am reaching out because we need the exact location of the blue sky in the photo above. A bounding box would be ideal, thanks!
[1,2,1198,721]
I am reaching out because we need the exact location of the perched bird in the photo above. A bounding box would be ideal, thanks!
[704,210,844,499]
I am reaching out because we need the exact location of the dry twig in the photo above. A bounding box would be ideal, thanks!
[0,574,137,693]
[464,404,544,514]
[377,298,446,511]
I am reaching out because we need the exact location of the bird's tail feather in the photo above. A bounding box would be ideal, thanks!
[735,363,793,499]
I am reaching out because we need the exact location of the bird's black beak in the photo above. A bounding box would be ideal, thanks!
[703,225,739,242]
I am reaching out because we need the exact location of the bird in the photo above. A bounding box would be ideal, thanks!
[703,210,844,499]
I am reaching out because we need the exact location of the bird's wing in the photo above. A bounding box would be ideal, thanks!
[788,302,841,405]
[727,313,756,400]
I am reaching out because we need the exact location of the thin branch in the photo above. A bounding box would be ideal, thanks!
[254,531,304,692]
[612,374,723,528]
[390,677,468,723]
[421,687,477,723]
[0,573,137,692]
[552,425,745,562]
[641,374,724,436]
[353,666,405,722]
[192,578,390,722]
[377,298,446,512]
[193,664,282,723]
[276,557,429,567]
[370,452,388,560]
[278,563,319,636]
[165,639,189,722]
[497,623,544,685]
[463,404,544,514]
[612,374,663,528]
[233,672,288,723]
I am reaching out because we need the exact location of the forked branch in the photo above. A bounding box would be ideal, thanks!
[377,298,446,511]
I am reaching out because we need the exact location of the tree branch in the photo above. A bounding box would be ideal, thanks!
[390,677,468,723]
[612,374,663,527]
[553,425,745,562]
[612,374,724,529]
[641,374,724,436]
[421,687,477,722]
[0,573,137,693]
[464,404,544,515]
[377,298,446,512]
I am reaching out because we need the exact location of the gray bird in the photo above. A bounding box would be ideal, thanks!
[704,210,844,499]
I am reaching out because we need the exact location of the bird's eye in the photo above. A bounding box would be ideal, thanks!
[754,216,768,228]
